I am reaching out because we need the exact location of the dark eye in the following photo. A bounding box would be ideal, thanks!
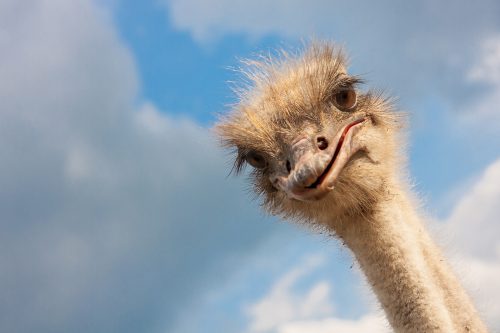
[245,151,267,169]
[334,86,357,111]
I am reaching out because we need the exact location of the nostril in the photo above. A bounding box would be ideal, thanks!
[317,137,328,150]
[286,160,291,173]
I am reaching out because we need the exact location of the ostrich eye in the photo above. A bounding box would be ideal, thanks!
[245,151,267,169]
[334,86,357,111]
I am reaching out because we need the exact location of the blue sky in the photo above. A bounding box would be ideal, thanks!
[0,1,499,332]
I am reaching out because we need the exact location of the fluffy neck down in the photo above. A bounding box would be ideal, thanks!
[323,184,488,333]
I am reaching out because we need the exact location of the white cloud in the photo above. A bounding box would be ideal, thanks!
[468,36,500,84]
[445,159,500,259]
[460,35,500,127]
[245,254,388,333]
[166,0,321,42]
[0,1,276,332]
[246,255,334,333]
[443,158,500,330]
[458,256,500,328]
[278,315,389,333]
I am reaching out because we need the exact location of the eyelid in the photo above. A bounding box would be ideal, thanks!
[244,150,268,169]
[336,76,363,89]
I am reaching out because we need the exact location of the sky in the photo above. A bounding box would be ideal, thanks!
[0,0,499,332]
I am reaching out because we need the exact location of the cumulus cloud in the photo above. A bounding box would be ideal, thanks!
[443,158,500,330]
[278,315,389,333]
[244,254,388,333]
[468,36,500,85]
[445,159,500,259]
[166,0,322,42]
[246,255,334,333]
[460,35,500,126]
[0,1,276,332]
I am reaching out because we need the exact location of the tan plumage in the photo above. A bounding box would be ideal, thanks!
[215,42,487,332]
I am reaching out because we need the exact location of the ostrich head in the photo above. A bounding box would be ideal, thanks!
[216,43,402,225]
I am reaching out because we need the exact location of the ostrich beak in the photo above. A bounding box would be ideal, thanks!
[276,117,366,201]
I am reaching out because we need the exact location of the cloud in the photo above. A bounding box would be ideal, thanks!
[244,254,388,333]
[459,35,500,127]
[166,0,321,42]
[245,255,334,333]
[467,36,500,85]
[443,158,500,330]
[278,315,389,333]
[0,1,276,332]
[445,158,500,259]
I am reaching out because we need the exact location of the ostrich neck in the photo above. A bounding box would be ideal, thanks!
[328,186,487,333]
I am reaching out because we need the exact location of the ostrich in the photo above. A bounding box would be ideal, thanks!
[215,42,488,332]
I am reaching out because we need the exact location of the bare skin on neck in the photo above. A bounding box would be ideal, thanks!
[215,42,488,333]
